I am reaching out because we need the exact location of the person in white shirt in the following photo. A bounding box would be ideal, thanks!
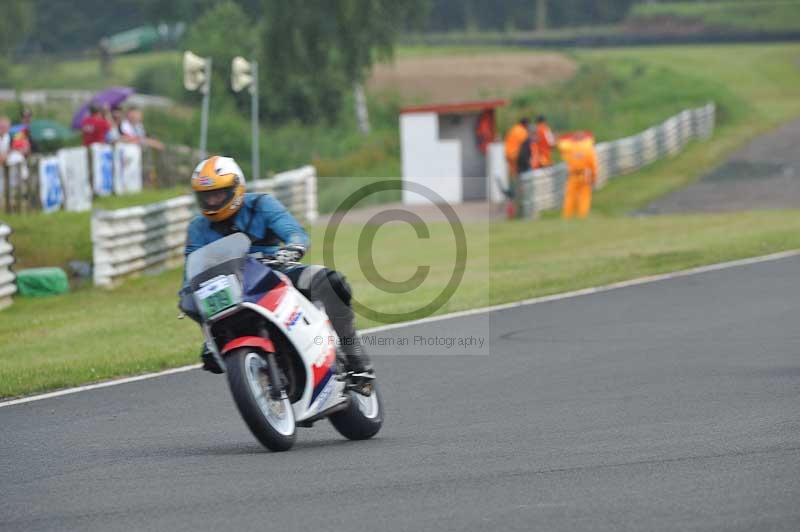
[0,116,11,165]
[119,106,164,150]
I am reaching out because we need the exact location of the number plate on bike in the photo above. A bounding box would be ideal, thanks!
[196,275,239,318]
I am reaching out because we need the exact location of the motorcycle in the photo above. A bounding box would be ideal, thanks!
[180,233,383,452]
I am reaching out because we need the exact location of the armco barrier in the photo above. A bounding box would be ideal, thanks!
[0,224,16,309]
[92,165,318,287]
[519,103,715,217]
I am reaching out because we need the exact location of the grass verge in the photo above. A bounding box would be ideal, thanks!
[2,210,800,398]
[4,43,800,398]
[2,186,189,270]
[584,42,800,214]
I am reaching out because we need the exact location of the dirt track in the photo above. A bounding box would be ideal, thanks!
[643,118,800,213]
[368,52,576,103]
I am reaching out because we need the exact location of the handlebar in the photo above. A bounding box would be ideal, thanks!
[258,257,302,268]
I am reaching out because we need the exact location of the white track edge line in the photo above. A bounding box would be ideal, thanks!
[2,249,797,409]
[360,249,800,334]
[0,365,201,408]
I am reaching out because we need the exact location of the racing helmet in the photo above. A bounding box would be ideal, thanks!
[191,156,246,222]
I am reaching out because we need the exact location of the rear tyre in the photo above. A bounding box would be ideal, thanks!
[329,383,384,440]
[225,348,296,452]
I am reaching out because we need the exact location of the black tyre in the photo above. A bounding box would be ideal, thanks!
[329,383,384,440]
[225,348,296,452]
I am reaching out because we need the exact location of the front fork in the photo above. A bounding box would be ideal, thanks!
[202,323,227,373]
[264,351,287,401]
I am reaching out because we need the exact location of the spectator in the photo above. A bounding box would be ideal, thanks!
[80,103,111,146]
[105,105,125,144]
[534,115,556,168]
[475,109,496,155]
[17,108,38,154]
[516,131,540,175]
[120,106,164,150]
[560,131,599,219]
[1,115,30,183]
[0,116,11,166]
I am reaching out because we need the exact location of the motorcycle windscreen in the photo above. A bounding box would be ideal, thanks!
[186,233,252,280]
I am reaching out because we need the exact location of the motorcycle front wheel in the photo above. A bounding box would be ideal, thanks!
[225,348,296,452]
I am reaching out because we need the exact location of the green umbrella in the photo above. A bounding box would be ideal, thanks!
[28,119,76,143]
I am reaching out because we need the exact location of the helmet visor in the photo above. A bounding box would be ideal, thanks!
[195,187,235,211]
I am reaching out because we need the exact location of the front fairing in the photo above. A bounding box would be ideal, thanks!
[180,233,282,321]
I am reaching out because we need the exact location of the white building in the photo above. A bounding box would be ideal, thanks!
[400,100,509,205]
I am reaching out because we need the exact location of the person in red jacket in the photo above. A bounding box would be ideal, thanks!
[80,104,111,146]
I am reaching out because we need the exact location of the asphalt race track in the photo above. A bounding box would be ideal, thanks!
[1,256,799,531]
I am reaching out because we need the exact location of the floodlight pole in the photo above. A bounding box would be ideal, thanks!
[250,61,260,179]
[199,58,212,159]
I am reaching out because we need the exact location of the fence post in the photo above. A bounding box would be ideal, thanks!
[13,165,21,214]
[30,158,39,211]
[2,164,9,212]
[517,171,534,219]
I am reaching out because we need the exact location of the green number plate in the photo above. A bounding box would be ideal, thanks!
[197,276,236,317]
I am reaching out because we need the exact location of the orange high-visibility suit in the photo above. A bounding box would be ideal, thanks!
[559,134,598,219]
[504,122,529,176]
[535,122,556,168]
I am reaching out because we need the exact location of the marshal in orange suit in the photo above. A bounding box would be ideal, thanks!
[534,115,556,168]
[504,117,530,176]
[559,131,598,219]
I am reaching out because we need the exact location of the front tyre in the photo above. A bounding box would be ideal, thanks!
[225,348,296,452]
[329,383,384,440]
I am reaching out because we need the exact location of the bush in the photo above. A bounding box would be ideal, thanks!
[131,61,185,102]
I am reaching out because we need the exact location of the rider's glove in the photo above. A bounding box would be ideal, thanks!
[274,244,306,264]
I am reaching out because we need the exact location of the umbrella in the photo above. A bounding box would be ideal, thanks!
[71,86,134,130]
[27,119,77,143]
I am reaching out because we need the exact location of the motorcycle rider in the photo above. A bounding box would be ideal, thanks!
[181,155,372,378]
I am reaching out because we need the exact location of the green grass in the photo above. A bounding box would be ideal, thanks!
[628,1,800,33]
[8,43,768,216]
[2,210,91,270]
[93,186,188,210]
[584,43,800,213]
[2,186,189,270]
[4,42,800,398]
[497,55,730,144]
[10,51,180,91]
[2,211,800,398]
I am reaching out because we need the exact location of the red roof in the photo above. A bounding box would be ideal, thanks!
[400,99,508,115]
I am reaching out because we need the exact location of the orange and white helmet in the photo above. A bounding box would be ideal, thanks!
[191,156,246,222]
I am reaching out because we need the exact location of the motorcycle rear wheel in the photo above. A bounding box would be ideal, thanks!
[226,348,296,452]
[329,383,384,440]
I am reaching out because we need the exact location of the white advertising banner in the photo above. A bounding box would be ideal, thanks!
[113,142,142,194]
[58,146,92,212]
[38,156,64,213]
[91,143,114,196]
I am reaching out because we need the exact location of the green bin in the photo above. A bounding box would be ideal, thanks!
[16,267,69,297]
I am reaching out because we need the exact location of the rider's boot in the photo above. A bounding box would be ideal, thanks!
[341,335,373,376]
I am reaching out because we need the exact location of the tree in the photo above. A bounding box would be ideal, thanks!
[0,0,33,79]
[259,0,425,123]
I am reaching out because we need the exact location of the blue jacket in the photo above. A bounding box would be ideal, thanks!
[184,193,310,259]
